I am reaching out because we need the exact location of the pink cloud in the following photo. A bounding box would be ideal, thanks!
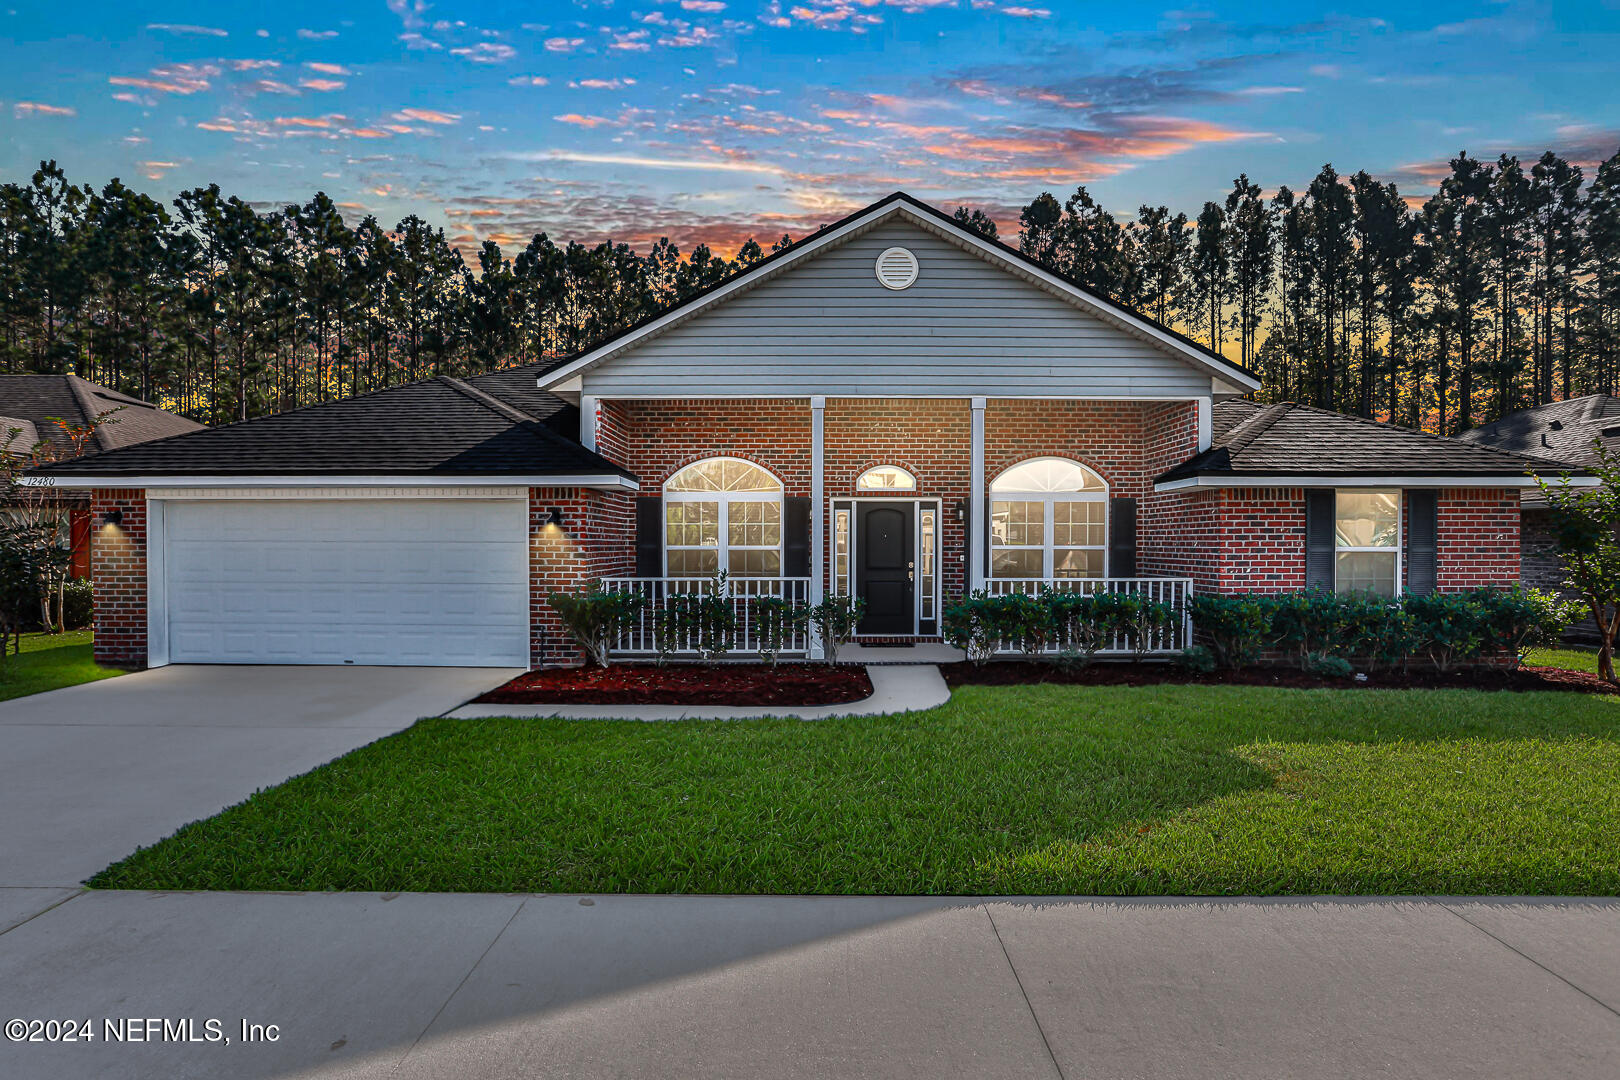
[305,62,352,75]
[451,42,516,63]
[1000,5,1050,17]
[393,107,461,124]
[554,113,616,128]
[230,59,281,71]
[13,102,76,118]
[682,0,727,9]
[300,79,346,92]
[571,78,636,89]
[298,29,339,40]
[544,37,584,52]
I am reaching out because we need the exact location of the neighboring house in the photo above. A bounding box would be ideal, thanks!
[1458,393,1620,637]
[26,193,1583,670]
[1,375,203,578]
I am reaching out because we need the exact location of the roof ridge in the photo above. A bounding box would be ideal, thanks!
[61,374,116,453]
[1273,399,1560,468]
[438,375,629,473]
[438,376,542,426]
[1221,401,1291,454]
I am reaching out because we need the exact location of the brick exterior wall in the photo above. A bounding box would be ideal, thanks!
[600,398,813,495]
[1435,487,1521,590]
[90,488,147,668]
[528,485,636,667]
[826,398,973,599]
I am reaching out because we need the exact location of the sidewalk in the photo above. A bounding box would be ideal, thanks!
[3,892,1617,1079]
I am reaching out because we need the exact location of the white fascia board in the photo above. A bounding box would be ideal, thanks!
[538,197,1262,395]
[1154,474,1596,492]
[25,473,640,491]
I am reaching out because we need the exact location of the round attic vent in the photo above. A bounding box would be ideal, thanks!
[875,246,919,290]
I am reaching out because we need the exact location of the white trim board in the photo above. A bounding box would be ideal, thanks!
[26,473,639,491]
[1153,474,1592,491]
[147,486,530,500]
[537,197,1261,396]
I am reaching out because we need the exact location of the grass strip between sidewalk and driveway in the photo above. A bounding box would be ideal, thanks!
[0,630,122,702]
[90,681,1620,897]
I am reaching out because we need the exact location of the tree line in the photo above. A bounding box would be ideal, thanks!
[2,150,1618,434]
[1014,150,1620,433]
[0,162,790,424]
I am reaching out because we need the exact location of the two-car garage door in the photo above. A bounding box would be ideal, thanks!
[160,498,529,667]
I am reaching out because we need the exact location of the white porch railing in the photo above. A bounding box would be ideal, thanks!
[601,576,813,657]
[984,576,1194,656]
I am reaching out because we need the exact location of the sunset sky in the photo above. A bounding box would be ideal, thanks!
[2,1,1617,256]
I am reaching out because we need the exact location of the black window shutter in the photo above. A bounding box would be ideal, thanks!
[1109,497,1138,578]
[1407,490,1438,595]
[635,497,663,577]
[783,496,811,578]
[1305,490,1335,590]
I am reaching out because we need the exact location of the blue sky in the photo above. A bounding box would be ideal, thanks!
[2,1,1617,255]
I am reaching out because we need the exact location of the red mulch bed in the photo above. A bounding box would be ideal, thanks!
[942,661,1617,695]
[475,663,874,706]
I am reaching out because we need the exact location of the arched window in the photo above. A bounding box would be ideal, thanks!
[664,457,783,577]
[989,457,1107,580]
[856,465,917,491]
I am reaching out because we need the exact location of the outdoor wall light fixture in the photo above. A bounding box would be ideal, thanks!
[101,508,123,527]
[545,507,564,528]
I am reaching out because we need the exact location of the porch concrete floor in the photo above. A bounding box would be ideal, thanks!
[839,642,964,664]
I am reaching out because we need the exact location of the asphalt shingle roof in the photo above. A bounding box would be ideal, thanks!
[0,375,202,453]
[1455,394,1620,469]
[31,365,632,480]
[1157,399,1576,484]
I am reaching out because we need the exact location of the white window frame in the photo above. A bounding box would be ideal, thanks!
[664,457,784,579]
[856,465,917,492]
[1333,489,1402,598]
[988,458,1109,581]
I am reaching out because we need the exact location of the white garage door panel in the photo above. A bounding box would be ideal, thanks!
[163,499,528,666]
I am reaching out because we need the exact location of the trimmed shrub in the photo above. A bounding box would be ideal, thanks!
[808,593,864,666]
[62,577,94,631]
[1177,645,1217,674]
[1187,593,1272,670]
[548,585,645,668]
[753,596,808,667]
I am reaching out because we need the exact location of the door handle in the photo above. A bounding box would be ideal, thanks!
[908,570,914,581]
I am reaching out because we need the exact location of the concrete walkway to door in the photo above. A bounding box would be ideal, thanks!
[0,665,520,892]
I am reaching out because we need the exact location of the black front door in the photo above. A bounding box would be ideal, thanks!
[856,502,914,635]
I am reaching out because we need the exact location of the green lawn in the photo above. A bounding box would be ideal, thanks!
[91,683,1620,896]
[1526,646,1601,674]
[0,630,122,702]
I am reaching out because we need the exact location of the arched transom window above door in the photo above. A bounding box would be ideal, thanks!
[664,457,783,577]
[856,465,916,491]
[989,457,1108,580]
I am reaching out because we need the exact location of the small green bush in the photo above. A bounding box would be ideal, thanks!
[547,585,645,667]
[1177,645,1217,674]
[808,593,864,666]
[753,596,808,667]
[61,577,93,630]
[1188,593,1272,669]
[1306,652,1357,679]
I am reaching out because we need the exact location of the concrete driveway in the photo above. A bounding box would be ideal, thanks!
[0,665,520,893]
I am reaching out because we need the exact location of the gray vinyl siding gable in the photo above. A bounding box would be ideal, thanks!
[581,220,1214,398]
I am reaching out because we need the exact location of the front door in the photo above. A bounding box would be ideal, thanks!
[856,501,914,635]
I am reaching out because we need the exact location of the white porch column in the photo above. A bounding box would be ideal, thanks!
[969,396,986,593]
[579,394,599,452]
[1196,396,1212,452]
[809,395,826,659]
